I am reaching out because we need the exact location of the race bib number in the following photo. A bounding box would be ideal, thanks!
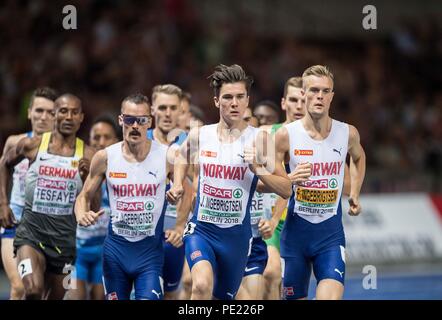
[294,187,338,216]
[198,184,244,225]
[32,178,77,215]
[112,201,155,238]
[250,192,265,226]
[18,258,33,279]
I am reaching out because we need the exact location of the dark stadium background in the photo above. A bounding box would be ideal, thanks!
[0,0,441,299]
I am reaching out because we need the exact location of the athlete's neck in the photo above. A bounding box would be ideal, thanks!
[302,114,332,140]
[50,131,77,155]
[123,139,151,162]
[217,117,247,143]
[153,127,171,146]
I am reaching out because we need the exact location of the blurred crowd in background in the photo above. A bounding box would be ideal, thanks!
[0,0,441,193]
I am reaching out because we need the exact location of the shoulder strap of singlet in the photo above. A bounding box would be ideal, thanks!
[271,123,283,135]
[38,132,51,153]
[37,132,84,158]
[74,138,84,158]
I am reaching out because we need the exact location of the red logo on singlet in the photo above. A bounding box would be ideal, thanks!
[109,172,127,178]
[294,149,313,156]
[201,150,217,158]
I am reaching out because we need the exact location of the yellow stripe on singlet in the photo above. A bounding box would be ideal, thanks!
[74,138,84,158]
[38,132,51,153]
[38,132,84,158]
[269,123,289,221]
[281,208,287,221]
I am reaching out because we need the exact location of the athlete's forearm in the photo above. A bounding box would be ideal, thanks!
[271,196,288,225]
[90,189,102,213]
[173,153,190,188]
[257,173,291,199]
[0,156,12,205]
[349,149,366,198]
[343,164,351,197]
[175,179,192,231]
[74,191,91,219]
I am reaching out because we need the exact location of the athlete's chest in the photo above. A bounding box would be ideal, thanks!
[292,133,347,165]
[107,164,166,199]
[35,154,80,180]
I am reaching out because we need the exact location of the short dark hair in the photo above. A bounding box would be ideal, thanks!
[54,93,82,110]
[208,64,253,97]
[254,100,280,114]
[121,93,150,113]
[92,114,122,140]
[29,87,58,108]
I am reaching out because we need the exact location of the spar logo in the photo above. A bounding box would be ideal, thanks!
[329,178,338,188]
[255,192,264,199]
[202,185,232,199]
[116,201,144,212]
[145,201,155,211]
[67,181,76,192]
[294,149,313,156]
[233,188,243,199]
[301,179,329,189]
[117,201,155,211]
[37,178,67,190]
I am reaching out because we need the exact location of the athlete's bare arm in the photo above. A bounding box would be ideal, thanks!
[255,127,285,194]
[0,134,26,204]
[74,149,107,226]
[250,130,291,199]
[79,145,95,182]
[272,196,288,225]
[0,136,40,228]
[174,178,193,231]
[347,125,366,216]
[343,164,351,197]
[164,153,191,248]
[166,126,199,204]
[80,145,101,212]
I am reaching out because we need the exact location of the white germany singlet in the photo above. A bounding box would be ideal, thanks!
[27,132,84,216]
